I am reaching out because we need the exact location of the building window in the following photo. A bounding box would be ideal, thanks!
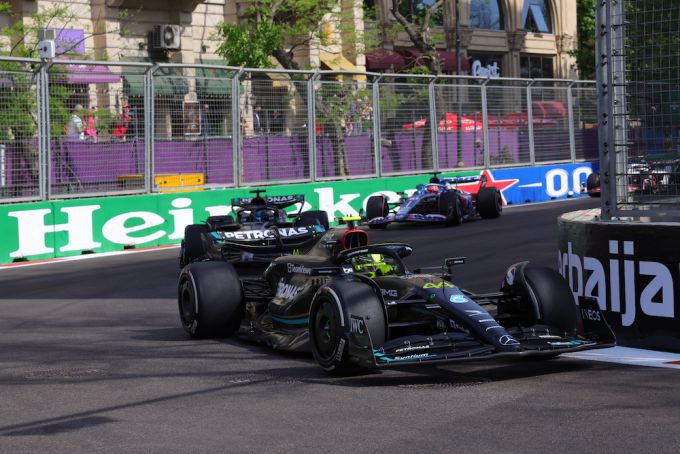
[520,54,554,79]
[470,0,504,30]
[522,0,552,34]
[398,0,444,26]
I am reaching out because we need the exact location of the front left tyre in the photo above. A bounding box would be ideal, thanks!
[178,261,244,338]
[366,195,389,229]
[499,262,577,335]
[439,191,463,226]
[309,280,386,375]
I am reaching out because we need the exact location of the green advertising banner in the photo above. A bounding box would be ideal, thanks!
[1,173,477,264]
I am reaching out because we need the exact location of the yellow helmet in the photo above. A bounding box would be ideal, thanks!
[352,254,395,277]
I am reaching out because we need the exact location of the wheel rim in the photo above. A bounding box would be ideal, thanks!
[179,278,196,327]
[313,299,340,361]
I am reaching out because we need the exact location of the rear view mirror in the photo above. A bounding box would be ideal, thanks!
[445,257,466,267]
[445,257,466,275]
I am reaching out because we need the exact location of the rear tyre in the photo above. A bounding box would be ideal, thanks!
[586,172,600,198]
[477,187,502,219]
[309,280,386,375]
[178,261,244,338]
[439,191,463,226]
[179,224,209,268]
[366,195,389,230]
[294,210,330,230]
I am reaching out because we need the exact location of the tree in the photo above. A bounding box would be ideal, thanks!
[0,2,131,195]
[215,0,359,177]
[390,0,444,74]
[387,0,449,168]
[569,0,595,80]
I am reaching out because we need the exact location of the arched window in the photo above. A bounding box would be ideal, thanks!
[398,0,444,27]
[470,0,504,30]
[522,0,552,33]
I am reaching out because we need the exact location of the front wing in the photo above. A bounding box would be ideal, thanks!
[346,298,616,369]
[367,213,448,226]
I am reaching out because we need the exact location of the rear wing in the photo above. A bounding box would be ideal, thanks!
[230,194,305,209]
[441,175,480,185]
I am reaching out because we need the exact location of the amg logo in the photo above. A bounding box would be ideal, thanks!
[350,316,365,334]
[222,227,309,241]
[287,263,312,274]
[381,288,398,298]
[276,281,302,300]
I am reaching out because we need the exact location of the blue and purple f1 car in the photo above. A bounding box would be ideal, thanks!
[366,173,502,229]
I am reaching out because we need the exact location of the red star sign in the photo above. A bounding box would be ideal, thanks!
[452,170,519,206]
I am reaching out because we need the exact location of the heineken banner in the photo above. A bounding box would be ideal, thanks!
[0,163,593,264]
[559,212,680,352]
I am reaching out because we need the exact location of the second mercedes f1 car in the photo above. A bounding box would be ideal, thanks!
[178,220,615,375]
[365,173,502,229]
[179,190,329,267]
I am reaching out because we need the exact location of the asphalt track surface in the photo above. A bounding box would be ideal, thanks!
[2,197,680,453]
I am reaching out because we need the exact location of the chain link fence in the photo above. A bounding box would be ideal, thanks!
[597,0,680,220]
[0,57,598,204]
[0,63,39,202]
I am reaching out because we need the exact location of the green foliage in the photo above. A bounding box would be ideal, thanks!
[398,0,444,27]
[569,0,595,80]
[214,0,339,68]
[0,2,117,141]
[216,22,282,68]
[94,108,116,136]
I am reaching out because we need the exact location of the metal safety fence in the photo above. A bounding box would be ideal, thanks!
[597,0,680,220]
[0,56,597,203]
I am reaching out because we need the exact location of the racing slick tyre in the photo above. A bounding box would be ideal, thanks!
[477,187,502,219]
[500,262,577,336]
[439,191,463,226]
[366,195,389,229]
[586,172,600,198]
[309,280,386,375]
[180,224,209,268]
[295,210,330,231]
[178,261,244,339]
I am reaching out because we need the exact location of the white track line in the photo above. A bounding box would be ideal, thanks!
[0,245,179,270]
[564,346,680,369]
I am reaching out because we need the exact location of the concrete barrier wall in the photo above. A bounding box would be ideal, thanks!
[559,210,680,352]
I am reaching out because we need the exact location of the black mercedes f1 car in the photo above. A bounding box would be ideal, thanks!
[179,190,329,267]
[178,220,615,374]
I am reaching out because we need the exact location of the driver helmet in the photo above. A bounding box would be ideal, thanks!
[352,254,395,278]
[253,208,270,223]
[426,184,440,194]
